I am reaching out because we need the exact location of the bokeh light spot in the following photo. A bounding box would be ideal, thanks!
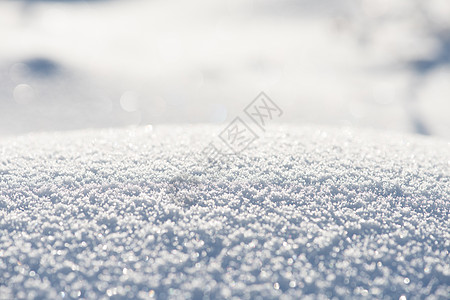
[9,63,30,83]
[120,91,139,112]
[13,84,34,105]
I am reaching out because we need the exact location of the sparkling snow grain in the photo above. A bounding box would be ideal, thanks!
[0,125,448,299]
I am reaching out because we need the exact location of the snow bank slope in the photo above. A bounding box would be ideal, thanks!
[0,125,448,299]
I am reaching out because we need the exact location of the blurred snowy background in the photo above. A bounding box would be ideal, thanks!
[1,0,449,137]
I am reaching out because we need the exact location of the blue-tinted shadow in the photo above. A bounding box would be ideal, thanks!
[410,34,450,73]
[23,58,60,77]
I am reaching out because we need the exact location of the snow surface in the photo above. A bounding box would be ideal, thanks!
[1,0,450,137]
[0,125,449,299]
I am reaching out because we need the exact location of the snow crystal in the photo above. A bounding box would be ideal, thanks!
[0,125,448,299]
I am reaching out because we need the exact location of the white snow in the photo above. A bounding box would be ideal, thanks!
[1,0,450,137]
[0,125,448,299]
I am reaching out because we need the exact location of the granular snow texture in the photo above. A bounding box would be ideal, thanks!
[0,125,448,299]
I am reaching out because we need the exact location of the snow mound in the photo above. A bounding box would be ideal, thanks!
[0,125,448,299]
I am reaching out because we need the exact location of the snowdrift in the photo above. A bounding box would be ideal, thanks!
[0,125,448,299]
